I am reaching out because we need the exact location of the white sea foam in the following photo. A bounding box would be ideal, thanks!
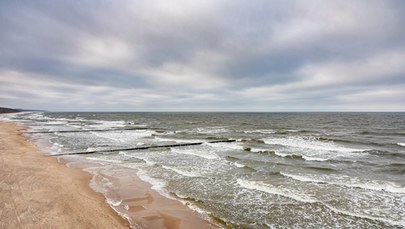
[249,147,271,153]
[265,136,368,161]
[397,142,405,147]
[234,162,246,168]
[50,142,63,154]
[40,120,69,126]
[281,172,405,194]
[86,170,114,192]
[162,165,200,177]
[238,176,405,226]
[323,203,405,227]
[153,136,199,144]
[244,129,275,134]
[136,170,174,200]
[274,152,290,157]
[191,127,229,134]
[171,147,220,160]
[237,179,317,203]
[92,120,127,128]
[301,155,329,161]
[85,170,132,224]
[121,154,157,166]
[91,130,153,143]
[106,198,122,207]
[86,157,123,164]
[206,142,243,151]
[275,151,328,161]
[86,147,99,152]
[0,113,14,121]
[264,136,364,154]
[286,129,301,133]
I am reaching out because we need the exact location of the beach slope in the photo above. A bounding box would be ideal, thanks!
[0,121,129,228]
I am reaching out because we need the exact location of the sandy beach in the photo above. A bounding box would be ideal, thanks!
[0,120,216,229]
[0,121,130,228]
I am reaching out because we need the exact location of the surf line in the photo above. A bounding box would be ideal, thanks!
[23,127,148,134]
[49,139,236,156]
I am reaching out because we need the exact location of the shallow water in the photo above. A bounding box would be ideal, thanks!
[3,112,405,228]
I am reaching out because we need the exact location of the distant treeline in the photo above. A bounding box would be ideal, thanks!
[0,107,21,114]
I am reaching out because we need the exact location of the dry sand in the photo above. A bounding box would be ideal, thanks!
[0,121,217,229]
[0,121,130,228]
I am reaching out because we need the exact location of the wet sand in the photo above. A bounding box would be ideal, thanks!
[0,121,130,228]
[0,121,216,228]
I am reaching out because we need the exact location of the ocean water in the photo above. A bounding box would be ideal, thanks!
[2,112,405,228]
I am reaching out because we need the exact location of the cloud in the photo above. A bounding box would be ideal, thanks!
[0,0,404,111]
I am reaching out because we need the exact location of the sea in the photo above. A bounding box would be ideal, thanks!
[2,112,405,228]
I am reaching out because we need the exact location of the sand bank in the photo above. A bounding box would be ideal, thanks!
[0,121,216,228]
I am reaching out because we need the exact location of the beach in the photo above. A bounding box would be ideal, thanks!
[0,121,129,228]
[0,121,215,229]
[2,112,404,228]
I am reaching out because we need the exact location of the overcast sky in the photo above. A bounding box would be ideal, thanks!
[1,0,404,111]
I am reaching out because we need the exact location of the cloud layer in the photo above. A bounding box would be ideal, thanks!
[1,0,404,111]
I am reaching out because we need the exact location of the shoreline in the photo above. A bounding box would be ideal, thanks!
[0,121,130,228]
[0,120,216,228]
[61,156,217,229]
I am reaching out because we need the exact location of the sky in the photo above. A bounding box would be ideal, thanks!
[0,0,404,112]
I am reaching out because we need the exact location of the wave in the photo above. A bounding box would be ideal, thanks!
[397,142,405,147]
[234,162,245,168]
[378,163,405,174]
[225,155,241,161]
[274,152,331,162]
[120,154,158,166]
[170,192,204,204]
[42,121,69,126]
[236,179,317,203]
[239,138,266,144]
[106,198,122,207]
[85,157,123,164]
[207,136,231,141]
[264,136,365,154]
[171,148,220,160]
[323,203,405,227]
[232,162,257,172]
[275,152,304,160]
[388,163,405,166]
[280,172,405,194]
[90,130,153,143]
[365,150,405,158]
[358,130,405,137]
[91,120,127,128]
[49,142,63,154]
[380,168,405,175]
[190,127,229,134]
[206,142,243,151]
[249,148,276,155]
[274,129,311,135]
[162,165,201,178]
[135,170,174,200]
[243,130,275,134]
[306,166,336,172]
[301,155,330,161]
[318,136,390,147]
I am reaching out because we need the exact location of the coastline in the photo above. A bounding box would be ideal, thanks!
[0,121,130,228]
[0,120,216,229]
